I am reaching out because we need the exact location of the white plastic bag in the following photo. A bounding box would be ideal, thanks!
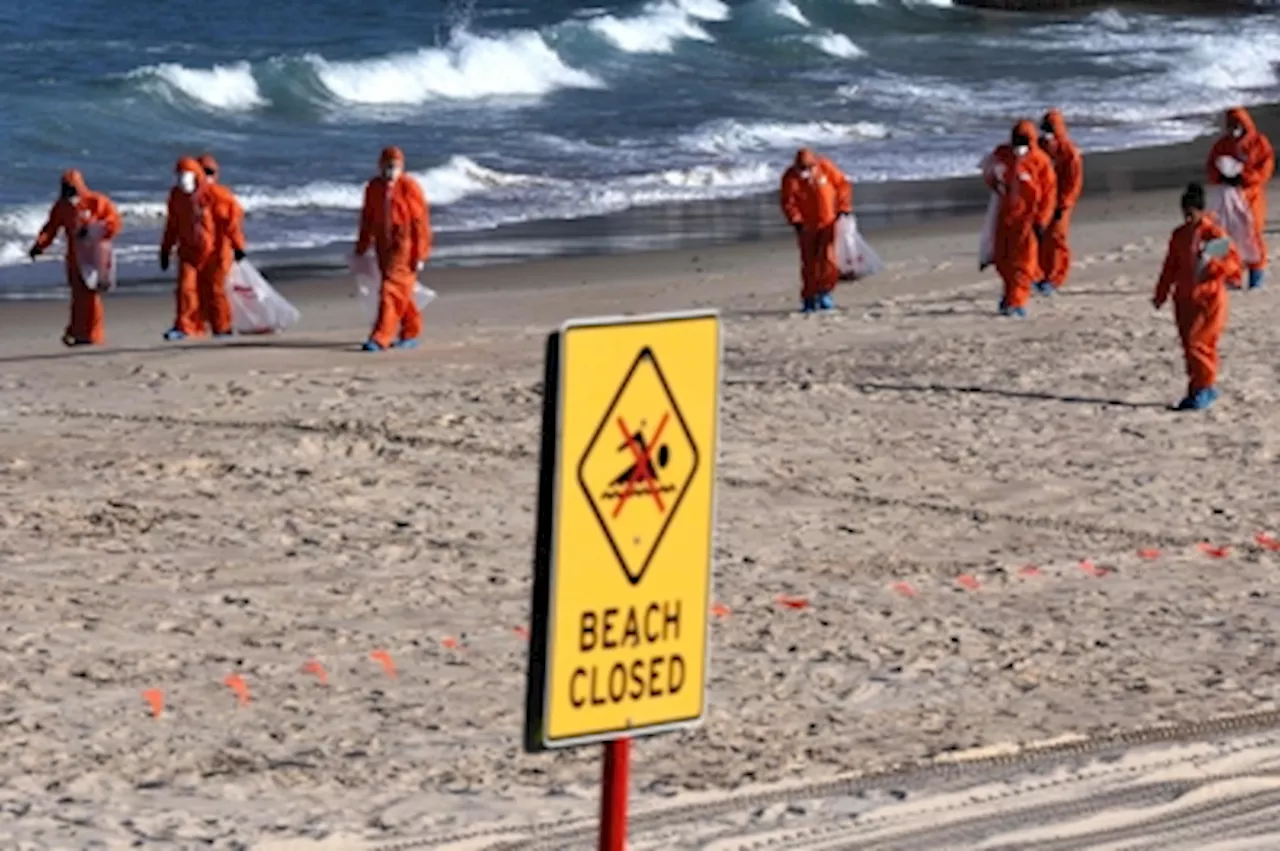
[1216,155,1244,179]
[977,151,1005,271]
[1198,236,1232,278]
[1209,185,1262,267]
[978,193,1000,270]
[349,253,437,323]
[834,215,884,280]
[226,260,301,334]
[75,224,117,292]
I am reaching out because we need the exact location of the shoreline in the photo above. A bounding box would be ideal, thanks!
[0,103,1275,300]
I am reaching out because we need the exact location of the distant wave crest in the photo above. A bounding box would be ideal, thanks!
[679,119,889,155]
[307,29,603,104]
[128,61,267,111]
[586,0,731,54]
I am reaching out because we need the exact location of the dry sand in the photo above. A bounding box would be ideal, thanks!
[1,185,1279,849]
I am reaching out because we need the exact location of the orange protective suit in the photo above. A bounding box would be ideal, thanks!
[196,153,247,333]
[30,169,122,346]
[160,157,239,338]
[1153,212,1241,398]
[780,148,853,303]
[984,120,1057,312]
[1038,109,1083,290]
[1206,107,1275,273]
[355,146,432,349]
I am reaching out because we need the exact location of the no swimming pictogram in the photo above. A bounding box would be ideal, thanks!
[578,347,699,586]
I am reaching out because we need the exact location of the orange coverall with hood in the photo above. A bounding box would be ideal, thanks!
[984,120,1057,312]
[197,153,247,331]
[1153,207,1241,399]
[160,158,214,337]
[780,148,853,301]
[355,146,432,349]
[30,169,121,345]
[1038,109,1084,290]
[1206,106,1275,275]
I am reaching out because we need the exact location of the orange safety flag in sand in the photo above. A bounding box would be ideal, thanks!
[981,120,1057,315]
[355,145,433,351]
[1037,109,1083,292]
[29,169,122,347]
[1152,183,1242,411]
[1206,107,1274,285]
[780,148,853,310]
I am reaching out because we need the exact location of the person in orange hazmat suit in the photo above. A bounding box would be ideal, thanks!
[355,146,432,351]
[1035,109,1083,295]
[983,120,1057,317]
[1206,106,1274,290]
[28,169,122,347]
[160,158,215,341]
[780,148,853,313]
[196,153,248,333]
[1152,183,1243,412]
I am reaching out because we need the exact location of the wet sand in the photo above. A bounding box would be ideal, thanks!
[1,181,1279,849]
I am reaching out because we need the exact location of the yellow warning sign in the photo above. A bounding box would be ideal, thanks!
[524,310,720,751]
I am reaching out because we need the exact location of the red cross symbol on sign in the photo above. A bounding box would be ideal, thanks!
[612,413,669,518]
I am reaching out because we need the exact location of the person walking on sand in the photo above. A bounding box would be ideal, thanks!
[160,157,242,342]
[780,148,853,313]
[1152,183,1242,412]
[981,120,1057,318]
[1035,109,1083,296]
[354,146,432,352]
[196,153,248,333]
[1206,106,1274,290]
[28,169,122,347]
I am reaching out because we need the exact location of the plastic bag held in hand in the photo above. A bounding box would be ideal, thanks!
[834,215,885,281]
[1209,185,1262,266]
[349,253,437,323]
[226,260,301,334]
[977,153,1004,270]
[1215,156,1245,179]
[75,223,117,292]
[1197,236,1232,279]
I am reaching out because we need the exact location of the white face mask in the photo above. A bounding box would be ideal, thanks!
[382,165,401,181]
[178,171,197,194]
[1013,145,1029,157]
[1232,126,1245,139]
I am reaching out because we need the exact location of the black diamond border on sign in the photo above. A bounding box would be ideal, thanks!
[576,346,701,587]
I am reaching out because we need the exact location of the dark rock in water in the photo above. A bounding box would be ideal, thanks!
[954,0,1263,10]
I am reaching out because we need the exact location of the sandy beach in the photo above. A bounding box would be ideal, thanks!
[1,174,1279,849]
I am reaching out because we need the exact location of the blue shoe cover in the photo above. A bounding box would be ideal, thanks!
[393,338,420,350]
[1248,269,1266,290]
[1006,306,1027,318]
[800,297,817,313]
[817,293,835,311]
[1177,388,1217,411]
[163,329,187,342]
[213,331,234,339]
[361,340,382,352]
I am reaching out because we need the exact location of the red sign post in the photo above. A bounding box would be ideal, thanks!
[599,738,630,850]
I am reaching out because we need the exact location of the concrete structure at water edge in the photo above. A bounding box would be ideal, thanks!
[953,0,1268,11]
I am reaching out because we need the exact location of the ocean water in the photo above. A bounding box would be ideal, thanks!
[2,0,1279,291]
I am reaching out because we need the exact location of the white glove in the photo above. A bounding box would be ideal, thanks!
[416,260,425,273]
